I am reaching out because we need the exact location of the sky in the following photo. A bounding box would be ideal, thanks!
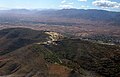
[0,0,120,11]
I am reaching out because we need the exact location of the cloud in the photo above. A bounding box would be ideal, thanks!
[59,4,74,9]
[68,2,74,5]
[80,5,89,8]
[92,0,120,8]
[78,0,87,2]
[61,0,66,4]
[60,0,74,9]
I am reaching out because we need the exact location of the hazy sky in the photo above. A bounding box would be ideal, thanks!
[0,0,120,11]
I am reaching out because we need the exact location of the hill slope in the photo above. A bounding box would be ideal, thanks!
[0,28,120,77]
[46,39,120,77]
[0,28,63,55]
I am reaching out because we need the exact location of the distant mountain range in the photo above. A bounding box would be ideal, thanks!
[0,9,120,26]
[38,9,120,22]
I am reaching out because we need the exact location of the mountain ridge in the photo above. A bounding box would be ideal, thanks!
[0,28,120,77]
[0,8,120,27]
